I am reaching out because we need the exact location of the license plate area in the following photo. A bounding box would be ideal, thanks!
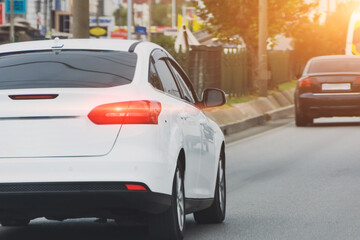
[321,83,351,91]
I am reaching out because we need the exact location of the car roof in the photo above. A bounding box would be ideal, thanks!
[0,39,140,54]
[310,55,360,61]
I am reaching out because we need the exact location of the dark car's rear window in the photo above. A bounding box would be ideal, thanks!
[308,58,360,74]
[0,50,137,90]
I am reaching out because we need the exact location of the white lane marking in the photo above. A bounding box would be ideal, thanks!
[227,121,295,148]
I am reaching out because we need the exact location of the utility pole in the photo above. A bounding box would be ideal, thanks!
[49,0,53,37]
[44,0,48,36]
[148,0,151,41]
[172,0,176,28]
[73,0,90,38]
[258,0,268,97]
[9,0,14,43]
[127,0,132,39]
[96,0,100,27]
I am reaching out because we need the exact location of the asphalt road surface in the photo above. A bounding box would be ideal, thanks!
[2,116,360,240]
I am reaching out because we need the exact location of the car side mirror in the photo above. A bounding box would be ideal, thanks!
[201,88,226,108]
[295,73,302,79]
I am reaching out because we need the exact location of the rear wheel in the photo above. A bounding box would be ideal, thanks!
[0,219,30,227]
[295,109,313,127]
[194,153,226,224]
[149,165,185,240]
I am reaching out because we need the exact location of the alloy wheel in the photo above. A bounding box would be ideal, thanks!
[176,168,185,231]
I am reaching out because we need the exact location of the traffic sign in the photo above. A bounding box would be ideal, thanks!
[6,0,26,14]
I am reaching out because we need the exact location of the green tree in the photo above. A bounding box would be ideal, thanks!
[198,0,318,88]
[152,3,172,26]
[114,5,127,26]
[291,1,358,74]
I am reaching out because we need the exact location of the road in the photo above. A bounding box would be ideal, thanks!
[2,116,360,239]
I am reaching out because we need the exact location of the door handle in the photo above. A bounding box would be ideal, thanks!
[199,119,207,125]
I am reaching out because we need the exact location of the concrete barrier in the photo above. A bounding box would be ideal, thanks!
[282,90,295,104]
[204,89,295,135]
[272,92,292,107]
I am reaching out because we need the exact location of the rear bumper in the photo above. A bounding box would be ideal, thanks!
[298,92,360,117]
[0,182,171,220]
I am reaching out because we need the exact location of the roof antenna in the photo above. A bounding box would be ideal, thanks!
[52,37,64,54]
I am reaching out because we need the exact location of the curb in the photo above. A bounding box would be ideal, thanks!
[265,105,294,121]
[220,105,294,136]
[220,115,267,136]
[204,89,296,136]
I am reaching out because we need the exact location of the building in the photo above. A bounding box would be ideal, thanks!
[23,0,118,37]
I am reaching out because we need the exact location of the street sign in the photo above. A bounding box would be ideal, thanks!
[110,29,127,39]
[89,17,114,27]
[0,3,5,25]
[89,26,108,37]
[6,0,26,14]
[135,26,147,36]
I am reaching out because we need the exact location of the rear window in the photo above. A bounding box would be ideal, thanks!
[0,50,137,90]
[308,58,360,74]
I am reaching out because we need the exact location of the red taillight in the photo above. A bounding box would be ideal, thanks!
[125,184,147,191]
[354,77,360,84]
[88,100,161,125]
[298,78,318,88]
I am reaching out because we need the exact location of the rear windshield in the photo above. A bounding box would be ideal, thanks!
[0,50,137,90]
[308,58,360,74]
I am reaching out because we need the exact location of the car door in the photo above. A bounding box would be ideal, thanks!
[167,59,216,198]
[149,51,201,198]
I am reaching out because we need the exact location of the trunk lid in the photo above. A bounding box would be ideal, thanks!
[306,74,360,93]
[0,89,124,158]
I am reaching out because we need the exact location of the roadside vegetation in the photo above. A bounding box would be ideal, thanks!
[224,80,297,107]
[278,80,297,91]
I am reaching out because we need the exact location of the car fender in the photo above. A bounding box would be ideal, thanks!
[208,118,225,193]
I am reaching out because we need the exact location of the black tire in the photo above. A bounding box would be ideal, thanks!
[194,153,226,224]
[148,164,185,240]
[295,109,313,127]
[0,219,30,227]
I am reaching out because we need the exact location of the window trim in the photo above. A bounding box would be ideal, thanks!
[148,58,164,92]
[147,49,201,107]
[147,51,184,101]
[166,59,195,104]
[166,58,200,104]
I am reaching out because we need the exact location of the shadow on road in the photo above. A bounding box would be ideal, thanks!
[310,122,360,127]
[0,220,149,240]
[0,218,227,240]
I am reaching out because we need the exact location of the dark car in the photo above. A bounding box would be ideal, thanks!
[295,55,360,126]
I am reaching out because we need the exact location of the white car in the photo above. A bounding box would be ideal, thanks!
[0,39,226,239]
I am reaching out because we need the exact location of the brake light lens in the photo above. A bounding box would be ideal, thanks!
[125,184,147,191]
[88,100,161,125]
[354,77,360,84]
[298,78,318,89]
[9,94,58,100]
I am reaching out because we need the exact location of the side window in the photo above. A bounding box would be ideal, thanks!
[154,60,181,98]
[168,61,195,103]
[149,61,164,91]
